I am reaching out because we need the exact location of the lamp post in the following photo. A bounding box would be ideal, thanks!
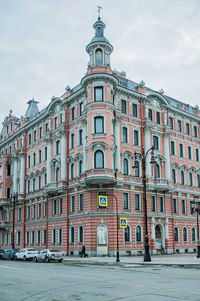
[134,147,156,262]
[112,194,120,262]
[11,192,18,249]
[191,196,200,258]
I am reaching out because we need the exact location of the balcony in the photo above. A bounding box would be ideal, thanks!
[0,198,10,207]
[45,181,67,194]
[0,220,10,229]
[148,178,169,192]
[85,169,117,185]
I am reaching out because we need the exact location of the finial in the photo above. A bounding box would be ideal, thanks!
[9,109,13,116]
[97,5,102,19]
[159,89,164,95]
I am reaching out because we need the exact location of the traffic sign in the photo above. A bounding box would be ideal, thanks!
[98,195,108,207]
[120,217,128,228]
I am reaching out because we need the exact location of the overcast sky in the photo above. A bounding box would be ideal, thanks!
[0,0,200,125]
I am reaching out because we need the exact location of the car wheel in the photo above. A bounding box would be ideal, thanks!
[23,256,27,261]
[58,259,63,263]
[34,257,38,263]
[45,257,50,263]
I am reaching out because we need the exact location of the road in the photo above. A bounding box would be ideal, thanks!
[0,260,200,301]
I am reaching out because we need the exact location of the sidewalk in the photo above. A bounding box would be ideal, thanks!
[63,254,200,268]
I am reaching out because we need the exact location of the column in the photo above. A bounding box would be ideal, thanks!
[61,133,66,181]
[47,139,52,184]
[13,158,18,193]
[19,154,25,194]
[144,127,151,178]
[115,118,121,171]
[164,132,171,180]
[165,218,169,240]
[151,217,155,240]
[83,121,88,172]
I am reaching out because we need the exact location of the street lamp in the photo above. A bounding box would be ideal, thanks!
[191,196,200,258]
[134,147,156,262]
[11,192,18,249]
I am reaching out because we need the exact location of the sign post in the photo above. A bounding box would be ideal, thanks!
[120,217,128,228]
[98,195,108,207]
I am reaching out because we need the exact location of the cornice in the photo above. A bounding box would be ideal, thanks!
[81,72,118,89]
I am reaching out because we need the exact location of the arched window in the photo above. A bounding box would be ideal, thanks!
[155,164,160,178]
[56,167,60,182]
[172,168,176,183]
[134,161,140,177]
[6,187,10,199]
[94,150,104,169]
[95,48,103,66]
[123,158,128,175]
[56,140,60,155]
[174,227,179,242]
[79,226,84,243]
[70,227,74,243]
[181,170,185,185]
[189,172,193,186]
[79,160,83,176]
[136,225,142,242]
[124,225,131,242]
[183,227,188,242]
[71,163,74,179]
[58,228,62,244]
[192,227,196,242]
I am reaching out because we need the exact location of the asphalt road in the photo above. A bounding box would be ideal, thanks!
[0,260,200,301]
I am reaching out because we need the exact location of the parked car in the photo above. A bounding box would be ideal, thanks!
[15,248,38,261]
[34,249,64,263]
[0,249,5,260]
[2,248,20,260]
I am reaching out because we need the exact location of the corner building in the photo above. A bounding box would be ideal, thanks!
[0,17,200,256]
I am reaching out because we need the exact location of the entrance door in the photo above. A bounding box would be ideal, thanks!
[155,224,162,250]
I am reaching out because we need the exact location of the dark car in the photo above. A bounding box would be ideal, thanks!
[2,248,20,260]
[0,249,5,259]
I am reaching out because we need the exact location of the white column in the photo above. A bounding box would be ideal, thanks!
[61,133,66,181]
[13,158,18,193]
[164,132,171,180]
[151,217,155,239]
[47,139,52,184]
[115,118,121,171]
[19,154,25,194]
[165,218,169,240]
[83,122,88,171]
[144,127,151,178]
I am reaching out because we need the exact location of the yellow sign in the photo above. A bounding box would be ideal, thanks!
[120,217,128,228]
[98,195,108,207]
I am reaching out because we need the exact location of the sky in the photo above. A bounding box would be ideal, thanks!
[0,0,200,125]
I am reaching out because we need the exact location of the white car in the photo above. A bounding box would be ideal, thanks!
[34,249,64,263]
[15,248,38,261]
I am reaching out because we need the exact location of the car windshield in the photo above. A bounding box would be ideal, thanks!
[49,250,60,252]
[27,249,36,251]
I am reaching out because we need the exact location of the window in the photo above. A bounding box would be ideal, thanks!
[172,169,176,183]
[160,197,164,212]
[27,180,30,193]
[183,227,188,242]
[78,226,84,243]
[37,230,41,245]
[33,153,36,166]
[135,194,140,210]
[121,100,127,114]
[174,227,179,241]
[44,173,47,185]
[70,227,74,243]
[151,196,156,212]
[153,136,159,150]
[39,127,42,139]
[95,49,103,65]
[32,231,35,245]
[179,144,183,158]
[59,199,63,214]
[71,133,74,149]
[44,147,47,161]
[134,130,139,146]
[56,141,60,155]
[181,170,185,185]
[60,113,63,124]
[54,117,57,129]
[55,167,60,182]
[182,199,186,214]
[38,176,41,190]
[28,133,31,145]
[190,201,194,215]
[188,146,192,160]
[148,109,153,121]
[173,199,178,214]
[39,150,42,163]
[136,225,142,242]
[170,141,175,155]
[71,196,75,212]
[34,130,37,142]
[177,120,182,132]
[70,163,74,179]
[94,116,104,134]
[196,149,199,161]
[79,102,83,115]
[124,225,131,242]
[53,199,57,215]
[155,164,160,178]
[26,206,30,220]
[94,150,104,169]
[94,87,103,102]
[169,117,174,130]
[79,194,84,211]
[123,158,128,175]
[79,160,83,176]
[79,129,83,145]
[186,123,190,135]
[52,229,56,244]
[26,231,29,245]
[123,193,129,210]
[132,103,137,117]
[43,202,47,217]
[134,161,140,177]
[192,228,196,242]
[58,228,62,244]
[18,208,22,221]
[189,172,193,186]
[122,127,128,143]
[6,187,10,199]
[45,123,48,132]
[17,231,21,245]
[43,229,46,244]
[33,178,36,191]
[71,107,75,121]
[156,112,160,124]
[194,126,198,138]
[197,174,200,188]
[28,156,31,168]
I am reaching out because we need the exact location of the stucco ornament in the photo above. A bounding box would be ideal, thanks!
[97,224,107,245]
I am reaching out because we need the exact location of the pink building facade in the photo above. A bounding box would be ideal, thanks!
[0,17,200,256]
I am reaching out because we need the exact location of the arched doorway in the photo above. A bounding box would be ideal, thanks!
[155,224,163,250]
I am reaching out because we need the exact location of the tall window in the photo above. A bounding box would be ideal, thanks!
[160,197,164,212]
[153,136,159,150]
[173,199,178,214]
[53,199,57,215]
[94,87,103,102]
[28,156,31,168]
[56,140,60,155]
[59,198,63,214]
[197,174,200,188]
[132,103,137,117]
[45,147,47,161]
[52,229,56,244]
[136,225,142,242]
[148,109,153,121]
[39,150,42,163]
[156,112,160,124]
[134,130,139,146]
[123,158,128,175]
[29,133,31,145]
[174,227,179,241]
[194,126,198,138]
[189,172,193,186]
[177,120,182,132]
[121,100,127,114]
[58,228,62,244]
[181,170,185,185]
[70,227,74,243]
[37,230,41,245]
[71,107,75,121]
[155,164,160,178]
[34,130,37,142]
[94,150,104,169]
[55,167,60,182]
[188,146,192,160]
[71,163,74,179]
[78,226,83,243]
[79,102,83,115]
[33,153,36,166]
[79,194,84,211]
[170,141,175,155]
[71,196,75,212]
[94,116,104,134]
[39,127,42,138]
[79,160,83,176]
[192,228,196,242]
[134,161,140,177]
[182,199,186,214]
[179,144,183,158]
[183,227,188,242]
[38,176,41,190]
[95,48,103,65]
[135,194,140,210]
[151,196,156,212]
[79,129,83,145]
[123,193,129,210]
[196,149,199,161]
[122,127,128,143]
[169,117,174,130]
[186,123,190,135]
[71,133,74,149]
[124,225,131,242]
[172,168,176,183]
[6,163,11,176]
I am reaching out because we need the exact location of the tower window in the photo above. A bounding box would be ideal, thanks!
[94,87,103,102]
[95,48,103,65]
[94,150,104,169]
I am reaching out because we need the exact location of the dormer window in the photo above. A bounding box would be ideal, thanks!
[95,48,103,66]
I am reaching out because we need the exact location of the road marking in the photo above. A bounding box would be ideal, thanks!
[0,264,25,270]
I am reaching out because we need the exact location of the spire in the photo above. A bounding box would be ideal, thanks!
[25,98,39,120]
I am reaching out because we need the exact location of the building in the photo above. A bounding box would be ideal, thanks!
[0,15,200,256]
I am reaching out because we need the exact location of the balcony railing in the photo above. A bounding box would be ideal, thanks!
[45,181,67,193]
[147,178,169,191]
[85,169,117,185]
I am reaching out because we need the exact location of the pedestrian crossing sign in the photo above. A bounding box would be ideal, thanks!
[120,217,128,228]
[98,195,108,207]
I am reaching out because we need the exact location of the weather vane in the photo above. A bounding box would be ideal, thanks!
[97,5,102,19]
